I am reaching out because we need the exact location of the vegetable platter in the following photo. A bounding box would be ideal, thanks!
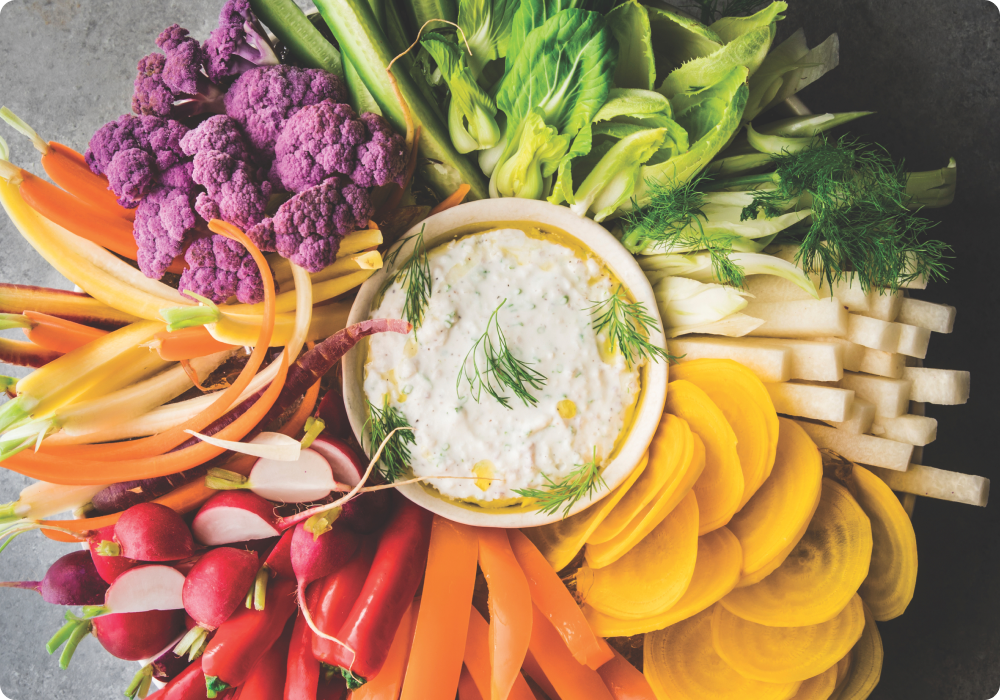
[0,0,997,699]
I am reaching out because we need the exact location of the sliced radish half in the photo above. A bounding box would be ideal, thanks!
[105,565,185,614]
[192,491,282,545]
[310,435,365,486]
[248,447,337,503]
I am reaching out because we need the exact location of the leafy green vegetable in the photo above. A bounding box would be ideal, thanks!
[684,0,771,25]
[504,0,614,74]
[514,447,606,516]
[458,0,519,78]
[590,285,671,367]
[606,0,655,90]
[457,298,547,410]
[708,1,786,43]
[422,37,501,153]
[364,396,415,482]
[646,5,722,78]
[494,111,572,198]
[657,23,775,98]
[744,29,840,121]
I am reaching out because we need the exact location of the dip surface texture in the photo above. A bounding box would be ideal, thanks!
[364,228,640,503]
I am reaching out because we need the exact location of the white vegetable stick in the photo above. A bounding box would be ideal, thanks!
[899,492,917,519]
[743,275,821,303]
[745,299,849,338]
[712,337,843,381]
[871,414,938,447]
[857,290,902,322]
[896,298,955,333]
[846,314,901,351]
[872,464,989,507]
[796,421,914,471]
[815,337,864,372]
[895,323,931,359]
[766,383,855,422]
[827,277,871,313]
[899,274,928,290]
[823,397,875,435]
[902,367,971,405]
[839,372,912,418]
[667,336,791,382]
[858,347,905,379]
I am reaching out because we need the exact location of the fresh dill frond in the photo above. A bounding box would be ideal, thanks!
[590,285,672,367]
[457,299,547,410]
[685,0,769,24]
[377,226,432,328]
[514,448,607,517]
[622,175,747,288]
[742,136,951,293]
[363,396,415,483]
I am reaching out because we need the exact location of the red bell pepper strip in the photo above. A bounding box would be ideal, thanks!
[201,576,298,697]
[145,658,234,700]
[526,605,614,700]
[317,678,348,700]
[325,500,433,688]
[238,618,293,700]
[521,650,560,700]
[596,648,657,700]
[311,539,377,664]
[285,598,322,700]
[351,599,419,700]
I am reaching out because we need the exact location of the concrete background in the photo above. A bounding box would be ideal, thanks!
[0,0,998,698]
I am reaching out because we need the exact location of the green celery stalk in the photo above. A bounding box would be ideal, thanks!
[250,0,344,79]
[314,0,489,200]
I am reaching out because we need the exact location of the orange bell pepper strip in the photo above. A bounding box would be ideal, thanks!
[429,184,471,216]
[596,649,656,700]
[400,517,479,700]
[508,530,611,671]
[148,326,238,361]
[351,599,419,700]
[527,605,614,700]
[21,311,107,353]
[464,607,535,700]
[478,528,533,700]
[459,667,484,700]
[521,650,560,700]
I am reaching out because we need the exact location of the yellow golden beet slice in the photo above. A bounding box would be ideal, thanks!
[644,608,802,700]
[586,425,704,568]
[590,413,693,544]
[711,596,866,684]
[788,663,838,700]
[728,418,823,584]
[520,452,649,572]
[828,603,882,700]
[584,527,742,637]
[853,465,918,621]
[665,380,744,534]
[721,479,873,627]
[736,515,811,588]
[834,651,853,689]
[671,359,778,507]
[577,490,699,619]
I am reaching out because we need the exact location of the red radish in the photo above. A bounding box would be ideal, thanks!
[0,549,108,605]
[192,491,282,546]
[207,447,337,504]
[48,608,185,668]
[311,435,394,534]
[317,386,352,441]
[115,503,195,561]
[98,565,185,614]
[263,529,295,580]
[290,518,361,641]
[89,525,141,584]
[183,548,259,630]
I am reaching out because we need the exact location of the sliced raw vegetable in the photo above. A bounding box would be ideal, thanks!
[829,603,882,700]
[787,663,838,700]
[526,603,615,700]
[0,283,138,330]
[596,647,657,700]
[352,600,419,700]
[98,565,186,614]
[464,607,536,700]
[870,463,989,507]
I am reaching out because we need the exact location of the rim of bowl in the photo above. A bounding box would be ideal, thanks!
[343,199,668,528]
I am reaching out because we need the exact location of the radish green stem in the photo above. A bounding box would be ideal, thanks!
[204,468,251,491]
[96,540,120,557]
[300,416,325,449]
[205,676,230,698]
[254,565,271,611]
[126,665,154,699]
[47,616,78,654]
[174,625,209,661]
[50,614,93,669]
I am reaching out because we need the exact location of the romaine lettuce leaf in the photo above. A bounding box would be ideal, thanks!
[606,0,656,90]
[646,6,722,74]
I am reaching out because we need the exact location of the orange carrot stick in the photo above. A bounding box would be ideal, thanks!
[509,530,611,671]
[464,607,535,700]
[521,650,560,700]
[21,311,107,354]
[0,337,62,367]
[400,517,479,700]
[149,326,238,361]
[526,605,614,700]
[478,528,533,700]
[596,649,656,700]
[459,667,484,700]
[43,142,135,220]
[429,184,471,216]
[352,599,420,700]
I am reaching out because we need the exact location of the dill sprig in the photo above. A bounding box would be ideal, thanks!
[742,136,951,293]
[457,299,547,410]
[590,285,672,367]
[685,0,769,24]
[363,396,415,483]
[514,448,606,517]
[377,226,432,328]
[621,175,747,288]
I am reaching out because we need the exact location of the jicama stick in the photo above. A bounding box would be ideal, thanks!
[745,300,849,338]
[846,314,901,352]
[823,398,876,435]
[871,414,937,447]
[795,421,913,472]
[895,323,930,359]
[839,372,912,418]
[858,347,905,379]
[896,298,955,333]
[668,337,791,383]
[765,383,855,422]
[0,283,138,330]
[872,464,989,507]
[742,337,844,382]
[857,290,902,322]
[901,367,970,405]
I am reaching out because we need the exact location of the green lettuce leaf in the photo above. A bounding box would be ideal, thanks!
[646,6,722,75]
[657,24,774,98]
[504,0,614,74]
[744,29,839,121]
[606,0,656,90]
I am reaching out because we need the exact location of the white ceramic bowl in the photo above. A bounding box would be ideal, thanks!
[342,199,668,528]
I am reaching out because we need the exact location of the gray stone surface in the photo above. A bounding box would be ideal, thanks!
[0,0,997,698]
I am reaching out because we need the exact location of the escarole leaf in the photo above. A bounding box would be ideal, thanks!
[505,0,615,73]
[594,88,672,121]
[744,29,840,121]
[709,1,787,44]
[422,37,501,153]
[458,0,519,78]
[657,23,775,98]
[646,6,722,72]
[607,0,656,90]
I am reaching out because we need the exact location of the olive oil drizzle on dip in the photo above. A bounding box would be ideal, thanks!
[364,227,641,505]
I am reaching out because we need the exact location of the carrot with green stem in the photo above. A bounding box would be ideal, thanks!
[147,327,237,361]
[0,311,107,353]
[0,283,138,330]
[429,184,471,216]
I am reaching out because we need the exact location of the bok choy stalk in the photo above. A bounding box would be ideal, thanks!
[459,0,518,79]
[652,276,762,338]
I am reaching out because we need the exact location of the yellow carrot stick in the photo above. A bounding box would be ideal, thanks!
[205,303,350,347]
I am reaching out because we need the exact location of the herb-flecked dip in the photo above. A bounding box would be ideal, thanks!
[364,227,642,505]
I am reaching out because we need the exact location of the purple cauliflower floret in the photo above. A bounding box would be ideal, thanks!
[104,148,157,208]
[191,150,272,230]
[271,101,369,193]
[132,54,174,117]
[133,185,198,279]
[224,65,348,161]
[180,115,255,165]
[248,175,372,272]
[203,0,280,85]
[353,112,408,188]
[156,25,204,96]
[180,234,263,304]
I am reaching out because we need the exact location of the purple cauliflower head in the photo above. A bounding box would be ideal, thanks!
[223,65,348,161]
[203,0,280,85]
[104,148,157,208]
[134,185,198,279]
[248,175,372,272]
[180,115,255,165]
[156,25,204,96]
[353,112,408,188]
[271,100,369,194]
[191,149,272,230]
[180,234,264,304]
[132,53,174,117]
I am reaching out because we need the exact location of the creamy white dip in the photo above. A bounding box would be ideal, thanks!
[364,228,641,503]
